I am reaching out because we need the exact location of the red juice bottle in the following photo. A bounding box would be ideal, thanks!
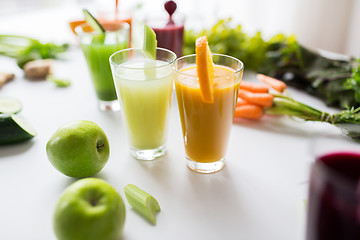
[148,1,184,57]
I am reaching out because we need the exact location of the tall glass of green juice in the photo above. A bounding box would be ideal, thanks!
[109,48,176,160]
[76,22,129,111]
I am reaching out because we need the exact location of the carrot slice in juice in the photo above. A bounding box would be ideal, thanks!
[196,36,214,103]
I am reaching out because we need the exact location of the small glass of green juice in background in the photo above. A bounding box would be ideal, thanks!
[76,21,129,111]
[109,48,176,160]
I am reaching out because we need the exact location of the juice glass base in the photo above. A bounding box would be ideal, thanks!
[98,100,120,112]
[130,145,166,161]
[186,157,225,173]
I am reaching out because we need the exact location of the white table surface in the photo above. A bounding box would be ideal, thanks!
[0,6,344,240]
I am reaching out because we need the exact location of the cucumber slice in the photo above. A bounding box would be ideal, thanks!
[143,24,157,60]
[0,96,22,114]
[0,114,36,145]
[82,9,105,33]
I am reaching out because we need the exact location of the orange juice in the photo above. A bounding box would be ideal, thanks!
[175,65,241,163]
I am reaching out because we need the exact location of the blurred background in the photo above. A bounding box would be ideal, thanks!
[0,0,359,56]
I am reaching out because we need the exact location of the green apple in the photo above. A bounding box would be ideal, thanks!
[54,178,126,240]
[46,120,110,178]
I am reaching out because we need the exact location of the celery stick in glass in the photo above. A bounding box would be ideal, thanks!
[143,24,157,60]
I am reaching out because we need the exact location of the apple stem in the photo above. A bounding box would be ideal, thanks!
[90,198,98,206]
[97,143,105,151]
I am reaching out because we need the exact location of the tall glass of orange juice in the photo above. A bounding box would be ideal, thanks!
[174,54,244,173]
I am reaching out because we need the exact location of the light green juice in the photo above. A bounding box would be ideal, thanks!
[113,59,173,149]
[81,42,127,101]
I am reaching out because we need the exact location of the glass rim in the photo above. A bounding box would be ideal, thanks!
[313,154,360,194]
[75,21,130,36]
[109,47,177,69]
[310,134,360,192]
[173,53,244,78]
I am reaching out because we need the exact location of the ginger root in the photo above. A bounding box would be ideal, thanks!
[23,59,53,79]
[0,72,15,88]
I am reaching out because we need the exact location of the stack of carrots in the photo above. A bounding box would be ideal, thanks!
[234,74,287,120]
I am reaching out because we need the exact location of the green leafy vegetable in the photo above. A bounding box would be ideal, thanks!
[184,19,268,71]
[184,19,360,109]
[124,184,160,225]
[344,59,360,103]
[0,35,68,68]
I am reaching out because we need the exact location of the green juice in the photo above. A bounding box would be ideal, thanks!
[81,42,127,101]
[113,59,173,149]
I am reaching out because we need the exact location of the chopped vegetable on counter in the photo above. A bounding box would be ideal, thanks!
[23,59,52,79]
[0,96,22,114]
[0,114,36,145]
[124,184,160,225]
[46,75,71,88]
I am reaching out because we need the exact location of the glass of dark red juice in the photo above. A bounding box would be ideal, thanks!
[306,135,360,240]
[146,0,184,57]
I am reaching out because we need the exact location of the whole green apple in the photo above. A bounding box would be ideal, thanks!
[46,120,110,178]
[54,178,126,240]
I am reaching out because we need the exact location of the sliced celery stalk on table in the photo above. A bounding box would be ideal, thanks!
[124,184,161,225]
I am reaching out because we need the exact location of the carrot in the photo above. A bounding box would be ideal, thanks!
[236,97,248,107]
[256,74,287,92]
[69,20,86,35]
[234,104,263,120]
[240,81,269,93]
[238,89,273,107]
